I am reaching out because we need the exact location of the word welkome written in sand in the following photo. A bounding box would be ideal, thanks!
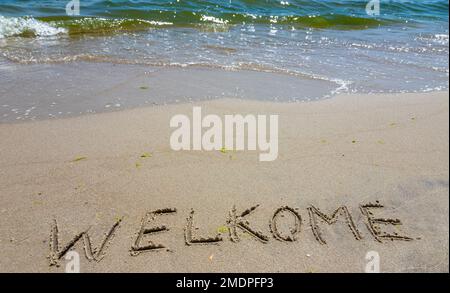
[48,201,416,266]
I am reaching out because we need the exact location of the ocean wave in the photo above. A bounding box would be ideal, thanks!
[0,0,447,39]
[0,16,66,38]
[0,13,390,39]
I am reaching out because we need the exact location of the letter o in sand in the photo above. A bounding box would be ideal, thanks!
[270,206,302,242]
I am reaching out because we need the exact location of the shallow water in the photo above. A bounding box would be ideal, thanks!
[0,62,340,122]
[0,0,449,111]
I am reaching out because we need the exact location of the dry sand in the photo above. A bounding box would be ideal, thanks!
[0,91,448,272]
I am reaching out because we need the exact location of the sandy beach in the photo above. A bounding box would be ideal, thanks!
[0,90,448,273]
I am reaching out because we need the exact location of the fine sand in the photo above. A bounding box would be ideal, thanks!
[0,91,448,272]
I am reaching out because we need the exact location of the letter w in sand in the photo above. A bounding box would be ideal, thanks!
[49,218,122,266]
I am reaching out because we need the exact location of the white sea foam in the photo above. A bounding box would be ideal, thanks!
[0,16,66,38]
[433,34,449,45]
[200,15,229,25]
[415,33,449,46]
[142,20,174,26]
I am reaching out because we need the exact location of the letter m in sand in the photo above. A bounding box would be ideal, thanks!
[307,205,362,245]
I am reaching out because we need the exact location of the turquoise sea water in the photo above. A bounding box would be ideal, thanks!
[0,1,448,29]
[0,0,449,97]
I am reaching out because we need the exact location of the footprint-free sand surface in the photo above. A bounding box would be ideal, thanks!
[0,92,448,272]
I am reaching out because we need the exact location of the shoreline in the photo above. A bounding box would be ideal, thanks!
[0,62,341,123]
[0,91,448,272]
[1,88,448,125]
[1,60,448,124]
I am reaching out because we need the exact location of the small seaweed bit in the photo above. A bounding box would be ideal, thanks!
[140,152,152,158]
[135,162,141,168]
[71,156,87,162]
[139,86,149,90]
[217,226,229,234]
[220,147,228,154]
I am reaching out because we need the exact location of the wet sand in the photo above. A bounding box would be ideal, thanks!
[0,63,337,123]
[0,91,448,272]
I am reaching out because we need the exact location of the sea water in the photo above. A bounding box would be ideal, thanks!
[0,1,448,110]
